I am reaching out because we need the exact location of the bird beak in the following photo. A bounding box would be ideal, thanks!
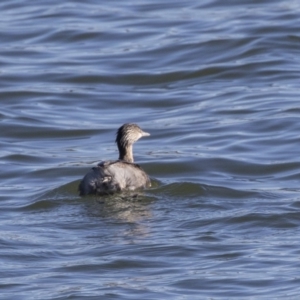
[141,131,150,137]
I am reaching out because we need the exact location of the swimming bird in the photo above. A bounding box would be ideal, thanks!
[79,123,151,196]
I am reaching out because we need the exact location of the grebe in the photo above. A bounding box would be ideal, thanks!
[79,123,151,196]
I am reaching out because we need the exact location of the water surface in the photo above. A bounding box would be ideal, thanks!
[1,0,300,299]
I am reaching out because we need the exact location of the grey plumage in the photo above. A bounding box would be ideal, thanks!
[79,123,151,196]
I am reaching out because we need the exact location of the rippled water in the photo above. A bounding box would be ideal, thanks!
[1,0,300,298]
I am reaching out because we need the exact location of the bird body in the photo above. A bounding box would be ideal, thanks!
[79,160,151,195]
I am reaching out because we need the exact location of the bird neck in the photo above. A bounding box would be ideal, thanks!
[118,144,134,163]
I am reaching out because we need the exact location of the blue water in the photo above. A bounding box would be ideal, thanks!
[1,0,300,299]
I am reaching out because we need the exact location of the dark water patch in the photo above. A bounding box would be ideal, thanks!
[149,181,263,205]
[20,198,65,212]
[3,154,49,164]
[227,212,300,230]
[289,200,300,209]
